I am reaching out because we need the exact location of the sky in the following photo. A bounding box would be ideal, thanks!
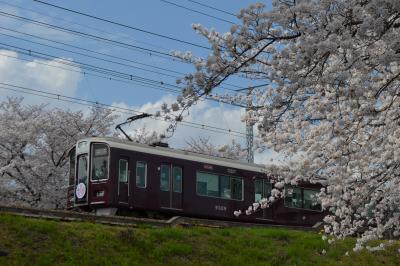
[0,0,279,164]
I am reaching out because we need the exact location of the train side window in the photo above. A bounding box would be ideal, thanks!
[231,177,243,200]
[118,159,128,183]
[160,165,170,191]
[255,179,272,202]
[255,180,262,202]
[136,162,147,188]
[172,166,182,193]
[303,189,321,211]
[196,172,219,197]
[284,186,303,208]
[196,172,243,200]
[220,175,231,199]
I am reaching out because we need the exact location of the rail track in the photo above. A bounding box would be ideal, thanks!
[0,205,321,231]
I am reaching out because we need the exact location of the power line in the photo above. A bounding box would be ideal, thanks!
[0,26,184,76]
[0,42,182,90]
[160,0,235,24]
[32,0,211,50]
[0,51,181,95]
[0,12,256,91]
[0,29,253,94]
[0,32,179,80]
[186,0,236,17]
[0,11,184,62]
[0,82,247,138]
[0,0,171,53]
[0,26,249,92]
[0,50,249,108]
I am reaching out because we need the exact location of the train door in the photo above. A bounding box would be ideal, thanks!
[159,164,183,210]
[117,157,129,204]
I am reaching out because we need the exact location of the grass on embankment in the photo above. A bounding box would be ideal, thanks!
[0,213,399,266]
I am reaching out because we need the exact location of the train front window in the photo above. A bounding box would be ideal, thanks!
[77,155,88,185]
[91,144,109,181]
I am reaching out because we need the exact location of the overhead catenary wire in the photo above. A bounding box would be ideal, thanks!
[160,0,235,24]
[0,11,185,62]
[0,12,259,91]
[0,0,170,52]
[186,0,237,17]
[0,28,247,92]
[0,47,246,108]
[32,0,211,50]
[0,32,179,79]
[0,26,184,76]
[0,52,181,95]
[0,42,184,90]
[0,82,247,138]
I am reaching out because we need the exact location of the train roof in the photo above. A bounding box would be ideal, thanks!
[79,137,267,174]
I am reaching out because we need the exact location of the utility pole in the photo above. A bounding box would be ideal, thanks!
[235,87,254,163]
[245,88,254,163]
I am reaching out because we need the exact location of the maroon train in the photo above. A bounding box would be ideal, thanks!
[67,137,324,226]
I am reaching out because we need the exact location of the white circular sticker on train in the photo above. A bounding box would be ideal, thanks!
[76,183,86,199]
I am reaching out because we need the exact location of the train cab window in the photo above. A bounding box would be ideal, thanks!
[160,165,170,191]
[91,144,109,181]
[284,186,303,208]
[118,159,128,183]
[254,179,272,202]
[173,166,182,193]
[136,162,147,188]
[303,189,322,211]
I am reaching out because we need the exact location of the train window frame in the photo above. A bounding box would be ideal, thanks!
[90,143,110,182]
[160,164,170,191]
[136,161,147,188]
[172,166,183,193]
[118,159,128,183]
[284,185,322,212]
[195,171,244,201]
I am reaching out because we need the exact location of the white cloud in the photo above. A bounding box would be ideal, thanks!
[0,50,82,106]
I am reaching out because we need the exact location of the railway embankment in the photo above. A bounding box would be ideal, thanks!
[0,212,399,265]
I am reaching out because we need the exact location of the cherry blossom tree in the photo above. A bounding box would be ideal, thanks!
[0,97,116,208]
[167,0,400,250]
[185,136,247,161]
